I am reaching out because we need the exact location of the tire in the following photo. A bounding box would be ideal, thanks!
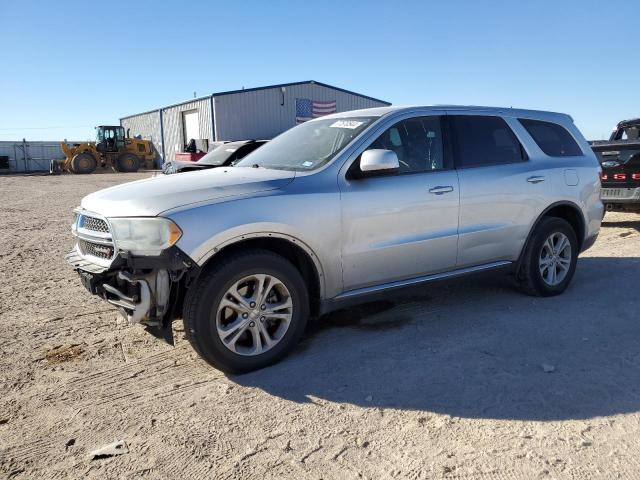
[516,217,578,297]
[115,153,140,172]
[183,249,310,373]
[49,159,62,175]
[70,153,97,174]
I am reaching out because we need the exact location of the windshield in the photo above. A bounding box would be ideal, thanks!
[234,117,376,171]
[196,144,238,166]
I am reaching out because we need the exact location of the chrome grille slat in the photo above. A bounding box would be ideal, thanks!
[82,216,109,233]
[78,239,114,260]
[74,212,116,265]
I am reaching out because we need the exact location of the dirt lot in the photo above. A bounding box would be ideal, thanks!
[1,172,639,479]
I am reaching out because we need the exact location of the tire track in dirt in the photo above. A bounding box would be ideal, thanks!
[2,347,220,472]
[4,176,640,479]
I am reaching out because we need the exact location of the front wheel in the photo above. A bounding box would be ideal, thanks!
[115,153,140,172]
[70,153,97,174]
[183,250,309,373]
[516,217,578,296]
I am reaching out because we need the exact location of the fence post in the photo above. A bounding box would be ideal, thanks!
[22,138,29,173]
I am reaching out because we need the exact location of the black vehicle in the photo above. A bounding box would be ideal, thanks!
[591,118,640,212]
[162,140,268,175]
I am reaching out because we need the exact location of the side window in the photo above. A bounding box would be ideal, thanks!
[622,127,640,140]
[364,116,445,174]
[450,115,526,168]
[233,144,255,162]
[241,142,264,158]
[518,118,582,157]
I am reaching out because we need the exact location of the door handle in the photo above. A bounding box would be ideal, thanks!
[527,176,546,184]
[428,185,454,195]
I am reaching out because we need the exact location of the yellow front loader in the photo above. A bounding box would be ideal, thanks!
[55,125,156,174]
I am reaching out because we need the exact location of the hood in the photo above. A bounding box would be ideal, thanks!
[163,160,212,175]
[174,161,212,171]
[81,167,295,217]
[169,159,199,168]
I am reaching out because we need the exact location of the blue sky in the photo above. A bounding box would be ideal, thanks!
[0,0,637,141]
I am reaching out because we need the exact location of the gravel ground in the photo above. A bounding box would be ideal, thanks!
[1,172,639,480]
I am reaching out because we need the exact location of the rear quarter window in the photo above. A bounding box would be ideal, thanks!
[518,118,582,157]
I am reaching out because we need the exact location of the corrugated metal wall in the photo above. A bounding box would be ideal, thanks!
[212,83,388,141]
[161,98,213,163]
[120,111,163,166]
[0,141,77,172]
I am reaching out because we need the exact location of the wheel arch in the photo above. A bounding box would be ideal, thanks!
[517,201,586,270]
[191,233,325,317]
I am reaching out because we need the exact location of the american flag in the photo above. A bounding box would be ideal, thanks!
[296,98,337,123]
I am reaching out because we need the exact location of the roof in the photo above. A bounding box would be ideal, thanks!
[209,80,390,105]
[120,80,390,120]
[321,105,573,122]
[617,118,640,128]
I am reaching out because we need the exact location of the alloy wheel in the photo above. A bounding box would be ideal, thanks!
[538,232,572,286]
[215,274,293,356]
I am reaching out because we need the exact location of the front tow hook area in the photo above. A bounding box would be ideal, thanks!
[103,272,151,324]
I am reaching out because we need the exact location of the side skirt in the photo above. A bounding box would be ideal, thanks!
[319,261,513,315]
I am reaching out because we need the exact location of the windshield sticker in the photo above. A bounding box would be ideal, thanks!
[330,120,364,129]
[302,161,314,167]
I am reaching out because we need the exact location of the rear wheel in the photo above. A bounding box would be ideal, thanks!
[517,217,578,296]
[70,153,97,174]
[183,249,309,373]
[115,153,140,172]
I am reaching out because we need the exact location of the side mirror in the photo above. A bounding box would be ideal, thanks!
[360,149,399,173]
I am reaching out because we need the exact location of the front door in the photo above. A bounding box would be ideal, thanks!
[339,115,460,292]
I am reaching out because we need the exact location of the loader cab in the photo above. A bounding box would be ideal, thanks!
[96,125,125,154]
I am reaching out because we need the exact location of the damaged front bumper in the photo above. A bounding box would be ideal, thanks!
[66,247,195,342]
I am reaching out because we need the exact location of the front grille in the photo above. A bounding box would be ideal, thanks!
[78,239,114,259]
[73,210,116,266]
[82,216,109,233]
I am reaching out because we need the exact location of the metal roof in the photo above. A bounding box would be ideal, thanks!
[120,80,390,120]
[209,80,390,104]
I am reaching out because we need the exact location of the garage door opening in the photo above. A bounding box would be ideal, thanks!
[182,110,200,148]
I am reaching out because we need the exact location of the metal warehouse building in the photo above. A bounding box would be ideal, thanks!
[120,80,390,164]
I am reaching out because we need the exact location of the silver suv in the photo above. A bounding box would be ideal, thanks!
[67,106,603,372]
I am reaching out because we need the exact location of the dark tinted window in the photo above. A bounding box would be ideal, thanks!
[198,141,263,166]
[233,142,263,161]
[450,116,525,168]
[366,116,445,173]
[519,118,582,157]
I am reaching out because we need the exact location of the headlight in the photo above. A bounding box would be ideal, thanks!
[71,211,79,232]
[109,217,182,256]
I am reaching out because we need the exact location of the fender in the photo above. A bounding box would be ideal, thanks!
[196,231,326,298]
[515,200,586,272]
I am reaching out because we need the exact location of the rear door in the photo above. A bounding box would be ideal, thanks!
[449,114,550,267]
[339,114,460,291]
